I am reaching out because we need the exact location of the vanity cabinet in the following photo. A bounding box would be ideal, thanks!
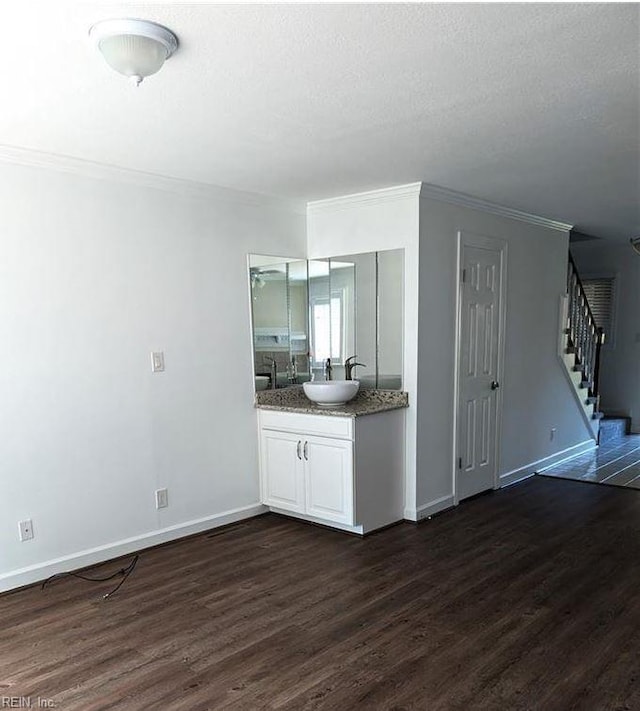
[261,429,353,524]
[304,437,353,523]
[260,430,307,514]
[258,408,405,534]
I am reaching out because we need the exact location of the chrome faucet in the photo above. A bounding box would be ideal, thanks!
[323,358,333,381]
[287,356,298,384]
[262,356,277,389]
[345,355,366,380]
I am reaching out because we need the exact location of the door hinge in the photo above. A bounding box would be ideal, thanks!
[458,457,462,470]
[461,268,467,284]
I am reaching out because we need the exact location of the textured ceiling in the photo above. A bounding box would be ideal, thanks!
[1,3,638,240]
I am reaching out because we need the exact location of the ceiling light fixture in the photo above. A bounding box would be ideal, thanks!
[89,19,178,86]
[631,237,640,256]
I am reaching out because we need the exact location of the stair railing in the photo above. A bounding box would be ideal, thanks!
[567,253,604,402]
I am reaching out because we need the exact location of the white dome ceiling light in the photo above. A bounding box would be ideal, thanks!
[89,19,178,86]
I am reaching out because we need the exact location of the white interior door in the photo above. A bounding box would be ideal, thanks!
[456,233,506,501]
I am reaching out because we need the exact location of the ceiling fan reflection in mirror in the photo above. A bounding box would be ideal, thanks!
[250,268,285,298]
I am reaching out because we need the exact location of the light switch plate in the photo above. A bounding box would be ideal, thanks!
[155,488,169,509]
[151,351,165,373]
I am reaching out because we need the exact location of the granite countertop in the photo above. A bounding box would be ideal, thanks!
[255,386,408,417]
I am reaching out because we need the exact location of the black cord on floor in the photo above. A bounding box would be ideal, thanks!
[41,555,139,600]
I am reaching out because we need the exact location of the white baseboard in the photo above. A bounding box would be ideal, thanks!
[501,439,596,486]
[405,494,455,522]
[0,503,267,594]
[500,469,536,488]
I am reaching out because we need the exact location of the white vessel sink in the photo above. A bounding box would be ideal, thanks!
[303,380,360,406]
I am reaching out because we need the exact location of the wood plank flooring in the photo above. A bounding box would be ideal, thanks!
[3,476,640,710]
[539,434,640,489]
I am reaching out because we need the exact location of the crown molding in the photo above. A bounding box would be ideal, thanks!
[0,144,306,214]
[307,182,423,213]
[0,147,572,232]
[307,180,572,233]
[418,182,573,233]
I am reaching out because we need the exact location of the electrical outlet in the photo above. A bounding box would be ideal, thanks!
[151,351,165,373]
[155,488,169,509]
[19,519,34,542]
[550,427,557,442]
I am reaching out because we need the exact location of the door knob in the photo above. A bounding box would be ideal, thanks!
[490,380,500,390]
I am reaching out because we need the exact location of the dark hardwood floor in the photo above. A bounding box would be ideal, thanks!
[3,476,640,710]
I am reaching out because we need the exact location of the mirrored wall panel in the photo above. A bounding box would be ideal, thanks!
[249,249,403,391]
[308,258,357,381]
[249,255,309,390]
[377,248,404,389]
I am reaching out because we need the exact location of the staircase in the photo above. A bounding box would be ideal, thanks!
[558,253,604,441]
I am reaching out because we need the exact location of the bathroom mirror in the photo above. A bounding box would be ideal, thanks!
[376,248,404,389]
[330,250,403,389]
[249,249,403,390]
[249,256,310,389]
[308,258,356,380]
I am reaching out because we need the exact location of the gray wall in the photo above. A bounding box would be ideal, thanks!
[308,184,593,519]
[416,197,594,511]
[0,160,305,591]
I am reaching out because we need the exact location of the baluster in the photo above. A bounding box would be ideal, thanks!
[586,321,593,389]
[583,298,588,368]
[570,277,578,346]
[578,293,585,366]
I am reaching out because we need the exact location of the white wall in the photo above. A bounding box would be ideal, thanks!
[416,197,594,513]
[572,241,640,432]
[307,185,421,517]
[0,159,305,591]
[308,183,594,521]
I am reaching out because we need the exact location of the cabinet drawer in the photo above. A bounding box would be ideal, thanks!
[258,410,353,440]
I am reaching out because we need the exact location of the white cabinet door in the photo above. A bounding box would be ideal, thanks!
[260,430,305,513]
[304,436,354,525]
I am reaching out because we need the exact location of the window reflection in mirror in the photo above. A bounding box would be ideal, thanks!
[308,259,356,380]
